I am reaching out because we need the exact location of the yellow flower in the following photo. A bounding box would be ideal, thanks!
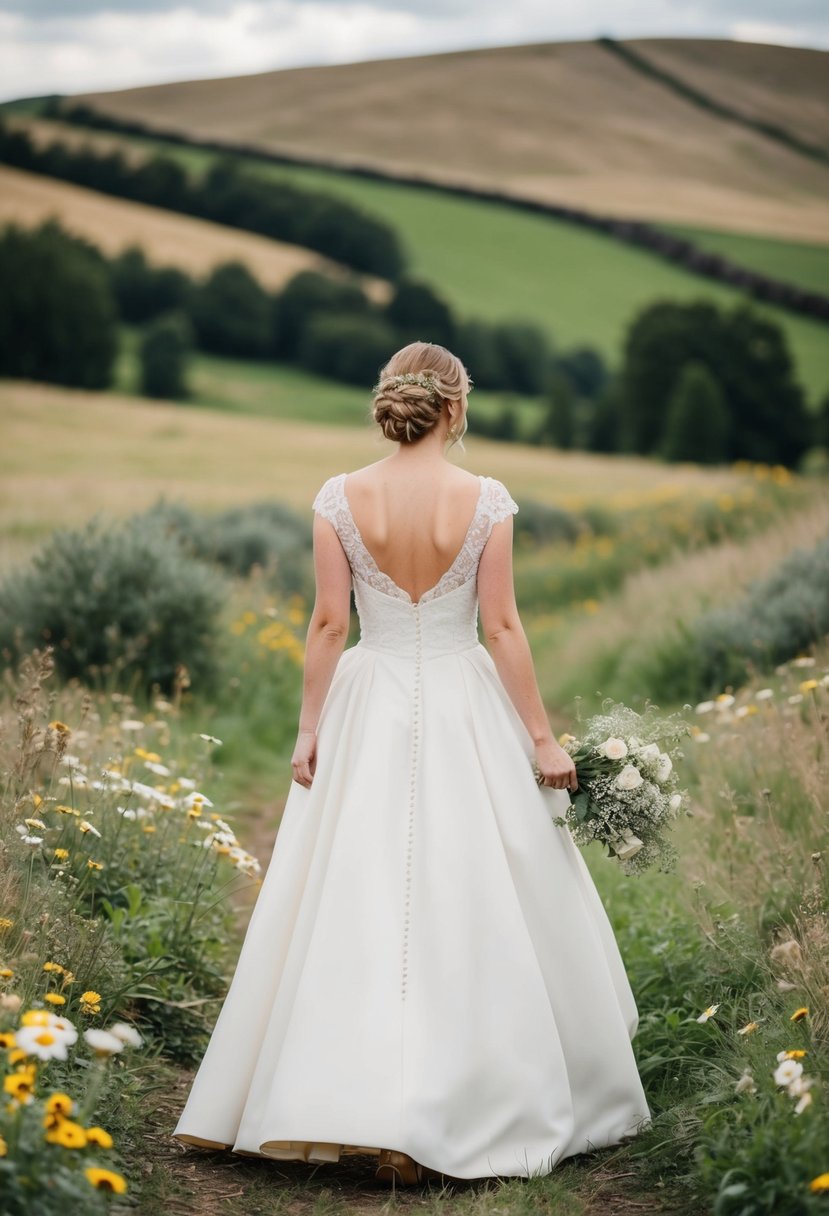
[49,721,71,733]
[0,968,13,980]
[790,1007,809,1021]
[55,804,79,816]
[141,825,156,834]
[85,1126,114,1149]
[782,1049,807,1059]
[80,990,102,1006]
[53,848,69,860]
[86,859,104,871]
[4,1070,36,1101]
[85,1167,127,1193]
[736,1021,759,1035]
[0,1135,6,1157]
[31,792,43,808]
[21,1010,51,1026]
[0,1032,16,1049]
[44,993,66,1006]
[8,1049,27,1066]
[0,919,13,931]
[60,971,75,985]
[46,1118,87,1149]
[809,1174,829,1194]
[799,679,819,693]
[45,1092,75,1117]
[43,962,65,974]
[696,1003,720,1022]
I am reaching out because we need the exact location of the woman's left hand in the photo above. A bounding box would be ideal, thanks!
[291,729,317,788]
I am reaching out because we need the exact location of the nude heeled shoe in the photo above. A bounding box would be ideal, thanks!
[375,1149,422,1185]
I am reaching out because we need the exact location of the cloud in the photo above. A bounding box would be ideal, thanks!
[0,0,826,103]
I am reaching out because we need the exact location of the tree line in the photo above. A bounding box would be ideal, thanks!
[0,117,405,279]
[0,220,821,467]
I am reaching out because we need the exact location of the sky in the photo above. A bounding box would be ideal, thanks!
[0,0,826,103]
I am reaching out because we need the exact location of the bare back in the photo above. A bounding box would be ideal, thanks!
[342,463,482,605]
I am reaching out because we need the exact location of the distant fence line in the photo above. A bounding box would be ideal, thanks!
[51,99,829,325]
[598,36,829,171]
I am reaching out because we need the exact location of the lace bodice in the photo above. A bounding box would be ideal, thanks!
[312,471,518,606]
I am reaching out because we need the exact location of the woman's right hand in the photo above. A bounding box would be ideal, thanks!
[534,737,578,792]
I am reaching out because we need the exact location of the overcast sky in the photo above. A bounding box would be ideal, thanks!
[0,0,826,103]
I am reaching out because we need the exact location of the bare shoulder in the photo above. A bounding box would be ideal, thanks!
[345,460,481,494]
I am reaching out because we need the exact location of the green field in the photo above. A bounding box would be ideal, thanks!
[665,223,829,296]
[20,119,829,404]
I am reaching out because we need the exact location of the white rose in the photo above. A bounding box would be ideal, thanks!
[613,831,643,860]
[635,743,660,762]
[655,753,673,782]
[600,737,628,760]
[615,764,644,791]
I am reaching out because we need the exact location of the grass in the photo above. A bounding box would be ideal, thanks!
[0,377,763,571]
[663,223,829,298]
[7,115,829,401]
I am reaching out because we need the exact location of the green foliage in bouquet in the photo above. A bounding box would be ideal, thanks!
[551,698,691,875]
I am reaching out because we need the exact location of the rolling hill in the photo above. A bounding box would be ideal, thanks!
[72,37,829,243]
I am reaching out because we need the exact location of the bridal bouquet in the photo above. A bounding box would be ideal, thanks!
[541,698,691,875]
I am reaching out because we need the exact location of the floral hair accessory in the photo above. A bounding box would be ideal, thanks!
[382,371,438,400]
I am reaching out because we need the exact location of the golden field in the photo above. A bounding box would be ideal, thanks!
[73,38,829,243]
[0,163,388,297]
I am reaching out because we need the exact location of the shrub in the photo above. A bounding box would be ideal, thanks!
[513,499,581,547]
[0,514,228,695]
[690,536,829,695]
[189,261,271,357]
[298,311,398,384]
[139,310,193,400]
[110,245,192,323]
[661,360,730,464]
[385,278,456,347]
[0,220,117,389]
[271,269,372,358]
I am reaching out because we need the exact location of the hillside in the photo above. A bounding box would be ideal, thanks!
[0,163,388,295]
[72,37,829,243]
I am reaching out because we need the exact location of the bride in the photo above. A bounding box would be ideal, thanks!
[172,340,652,1184]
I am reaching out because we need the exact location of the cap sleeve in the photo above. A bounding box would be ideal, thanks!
[486,477,519,525]
[312,474,341,525]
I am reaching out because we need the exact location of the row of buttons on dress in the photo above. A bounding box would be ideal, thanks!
[401,602,422,1000]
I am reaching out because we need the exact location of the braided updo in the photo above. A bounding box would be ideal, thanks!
[372,341,471,447]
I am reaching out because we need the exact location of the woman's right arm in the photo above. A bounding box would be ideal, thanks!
[477,515,578,792]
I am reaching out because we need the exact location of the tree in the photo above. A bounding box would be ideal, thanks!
[534,372,576,448]
[190,261,271,357]
[661,361,730,464]
[452,319,507,390]
[111,246,192,323]
[0,219,117,389]
[298,312,398,385]
[139,311,193,400]
[617,299,809,465]
[272,270,372,358]
[494,322,553,396]
[815,391,829,450]
[385,279,456,348]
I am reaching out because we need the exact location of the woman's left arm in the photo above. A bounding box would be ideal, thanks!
[291,514,353,788]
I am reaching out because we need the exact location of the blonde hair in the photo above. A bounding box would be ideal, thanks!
[371,341,471,449]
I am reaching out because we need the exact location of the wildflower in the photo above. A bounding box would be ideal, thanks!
[109,1022,143,1048]
[85,1167,127,1193]
[42,1015,77,1045]
[0,1032,15,1048]
[15,826,43,846]
[4,1069,36,1102]
[755,688,774,700]
[773,1059,803,1087]
[810,1174,829,1193]
[78,820,101,837]
[696,1003,720,1022]
[737,1021,759,1035]
[20,1009,51,1026]
[0,919,13,931]
[80,991,102,1015]
[778,1049,807,1059]
[86,859,104,871]
[45,1092,74,1117]
[49,720,71,733]
[144,760,171,777]
[788,694,804,704]
[16,1025,70,1061]
[119,719,145,731]
[44,993,66,1006]
[0,968,13,979]
[55,804,79,816]
[693,731,711,743]
[790,1006,809,1021]
[694,701,714,714]
[715,694,735,709]
[53,848,69,860]
[84,1028,124,1056]
[46,1119,88,1148]
[85,1126,114,1149]
[198,733,223,746]
[792,656,815,668]
[24,818,47,831]
[43,962,65,974]
[0,1135,6,1156]
[734,1069,756,1095]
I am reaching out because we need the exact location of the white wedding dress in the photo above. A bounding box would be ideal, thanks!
[173,472,652,1179]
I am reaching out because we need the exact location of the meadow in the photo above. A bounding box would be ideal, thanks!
[5,114,829,401]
